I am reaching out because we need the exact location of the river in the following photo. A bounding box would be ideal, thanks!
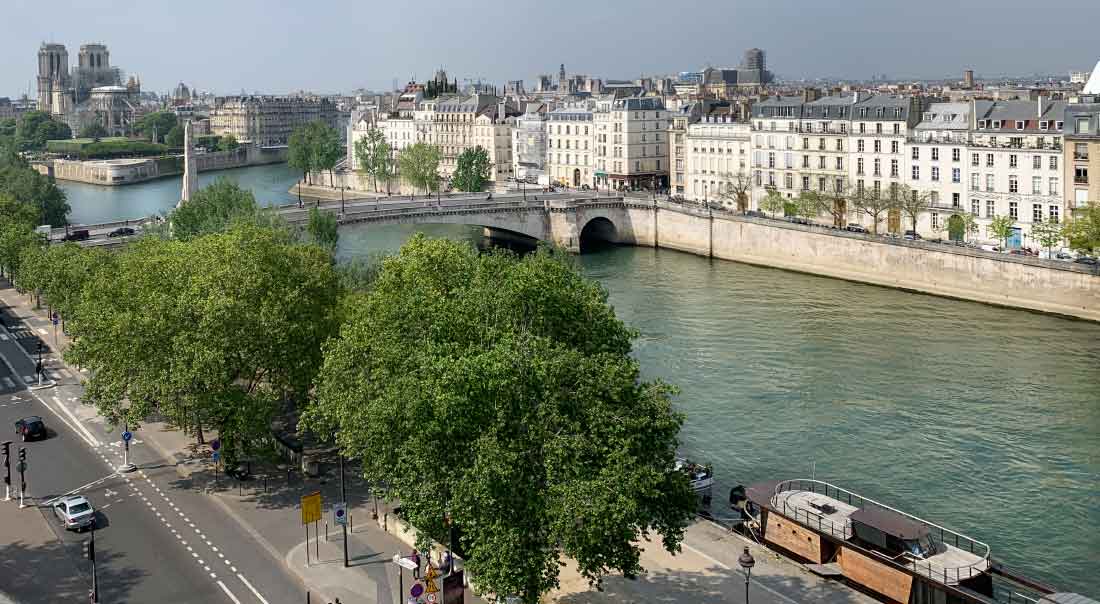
[59,165,1100,595]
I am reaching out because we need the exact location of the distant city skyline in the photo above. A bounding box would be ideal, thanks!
[3,0,1098,97]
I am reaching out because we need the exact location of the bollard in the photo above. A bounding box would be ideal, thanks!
[264,475,268,493]
[325,522,328,542]
[349,514,353,534]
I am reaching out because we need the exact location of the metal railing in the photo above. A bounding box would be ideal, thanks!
[771,479,991,585]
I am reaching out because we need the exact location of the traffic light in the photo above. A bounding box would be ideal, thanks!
[18,448,26,463]
[82,539,95,561]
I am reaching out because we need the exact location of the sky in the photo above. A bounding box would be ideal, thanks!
[3,0,1098,97]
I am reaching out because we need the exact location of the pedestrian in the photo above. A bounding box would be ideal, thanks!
[411,549,421,579]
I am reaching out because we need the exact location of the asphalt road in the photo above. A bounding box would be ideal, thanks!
[0,305,305,604]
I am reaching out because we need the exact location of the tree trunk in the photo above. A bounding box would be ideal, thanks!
[195,408,205,445]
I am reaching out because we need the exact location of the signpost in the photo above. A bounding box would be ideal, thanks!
[117,428,136,473]
[2,440,10,502]
[51,312,58,348]
[333,502,347,525]
[301,491,322,565]
[17,447,26,508]
[392,555,418,604]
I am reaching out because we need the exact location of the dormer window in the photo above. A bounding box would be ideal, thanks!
[1015,121,1024,130]
[1055,121,1063,130]
[992,121,1001,129]
[979,120,987,128]
[1039,121,1049,130]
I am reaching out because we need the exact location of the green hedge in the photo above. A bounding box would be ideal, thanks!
[46,138,170,159]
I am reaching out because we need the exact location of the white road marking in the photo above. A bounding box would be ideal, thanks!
[36,328,47,335]
[40,394,100,447]
[680,541,801,604]
[0,333,8,340]
[237,574,270,604]
[217,581,243,604]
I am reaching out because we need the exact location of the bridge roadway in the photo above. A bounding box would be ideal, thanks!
[49,190,599,248]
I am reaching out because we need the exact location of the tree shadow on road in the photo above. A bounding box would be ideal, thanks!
[0,538,147,604]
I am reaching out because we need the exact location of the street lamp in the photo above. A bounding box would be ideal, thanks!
[738,546,755,603]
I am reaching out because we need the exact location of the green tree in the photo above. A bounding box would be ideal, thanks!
[758,189,785,217]
[895,184,931,234]
[1063,202,1100,255]
[135,111,178,143]
[988,214,1017,249]
[15,111,72,150]
[0,153,70,226]
[164,124,185,148]
[15,243,112,320]
[66,224,339,462]
[1029,219,1064,258]
[452,145,491,192]
[218,134,240,152]
[354,128,392,193]
[849,186,897,236]
[397,143,441,195]
[170,178,260,240]
[795,190,821,221]
[0,220,43,281]
[0,118,15,138]
[288,126,315,186]
[945,213,977,242]
[303,236,695,604]
[78,121,109,140]
[306,207,338,256]
[311,124,342,188]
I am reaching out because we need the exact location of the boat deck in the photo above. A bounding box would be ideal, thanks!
[913,545,990,585]
[773,488,858,540]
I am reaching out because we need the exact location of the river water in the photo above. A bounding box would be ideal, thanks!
[59,166,1100,595]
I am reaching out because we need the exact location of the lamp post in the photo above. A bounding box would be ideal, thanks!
[738,546,755,603]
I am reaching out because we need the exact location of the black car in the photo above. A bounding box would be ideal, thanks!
[846,224,869,233]
[15,416,46,441]
[61,229,90,242]
[1073,256,1098,265]
[108,227,135,238]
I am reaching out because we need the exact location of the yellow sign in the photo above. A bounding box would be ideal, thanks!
[301,491,322,525]
[423,565,440,594]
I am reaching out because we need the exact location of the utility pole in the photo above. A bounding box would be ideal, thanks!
[17,447,26,508]
[339,453,348,568]
[35,342,43,387]
[2,441,10,501]
[84,525,99,603]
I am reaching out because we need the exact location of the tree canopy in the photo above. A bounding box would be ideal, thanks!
[306,207,338,256]
[397,143,441,194]
[218,134,240,152]
[987,214,1017,248]
[354,128,392,192]
[1064,202,1100,254]
[0,150,70,226]
[169,178,267,240]
[452,145,491,192]
[758,190,785,217]
[66,224,340,465]
[78,121,109,141]
[135,111,178,143]
[895,184,931,233]
[288,121,341,186]
[849,187,897,235]
[14,111,72,150]
[303,236,695,603]
[164,124,185,148]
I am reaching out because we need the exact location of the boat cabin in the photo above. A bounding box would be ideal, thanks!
[850,506,939,560]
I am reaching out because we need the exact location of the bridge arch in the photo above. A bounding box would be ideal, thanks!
[578,216,618,253]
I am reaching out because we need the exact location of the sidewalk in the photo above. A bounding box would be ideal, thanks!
[0,485,89,603]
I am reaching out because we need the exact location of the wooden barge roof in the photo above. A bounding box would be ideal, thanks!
[850,506,929,540]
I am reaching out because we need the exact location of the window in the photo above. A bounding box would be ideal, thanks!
[993,121,1002,129]
[890,159,898,177]
[971,153,979,167]
[1009,154,1018,168]
[1032,204,1043,223]
[1033,155,1041,169]
[768,152,775,168]
[802,155,809,168]
[912,165,920,180]
[859,122,866,133]
[1032,176,1042,195]
[1015,121,1025,130]
[1039,121,1049,131]
[836,157,843,170]
[950,167,961,183]
[1074,143,1089,160]
[819,138,826,150]
[890,140,898,153]
[1009,201,1018,219]
[952,148,960,162]
[1076,117,1090,133]
[857,139,865,152]
[932,148,940,161]
[1049,177,1059,196]
[857,157,864,174]
[912,147,920,160]
[1009,175,1018,193]
[971,174,979,191]
[1056,121,1064,130]
[931,212,940,229]
[801,176,810,191]
[836,139,843,151]
[785,173,793,189]
[836,177,845,192]
[873,158,881,176]
[986,154,994,167]
[931,166,940,181]
[876,123,883,134]
[1050,156,1058,170]
[818,176,827,192]
[986,200,994,218]
[1075,167,1089,184]
[986,174,994,192]
[819,155,826,169]
[971,200,980,215]
[953,193,961,207]
[874,140,881,153]
[1049,205,1060,223]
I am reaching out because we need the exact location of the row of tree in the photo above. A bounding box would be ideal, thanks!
[0,111,73,152]
[0,146,70,226]
[2,175,695,604]
[288,120,343,188]
[353,128,491,194]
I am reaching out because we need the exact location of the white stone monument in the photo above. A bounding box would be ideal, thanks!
[179,120,197,207]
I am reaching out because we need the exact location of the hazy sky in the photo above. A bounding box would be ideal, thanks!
[3,0,1098,96]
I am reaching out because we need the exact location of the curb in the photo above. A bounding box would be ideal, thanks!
[284,541,335,603]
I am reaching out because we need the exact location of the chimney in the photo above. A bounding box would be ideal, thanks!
[1036,95,1045,119]
[802,87,821,103]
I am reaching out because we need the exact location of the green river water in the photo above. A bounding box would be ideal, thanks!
[59,165,1100,596]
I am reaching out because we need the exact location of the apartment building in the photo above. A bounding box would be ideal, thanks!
[545,106,595,187]
[427,94,517,180]
[848,95,922,232]
[512,103,548,181]
[209,96,341,146]
[749,95,805,204]
[799,94,853,220]
[684,107,751,207]
[1064,103,1100,214]
[594,96,667,191]
[908,102,973,234]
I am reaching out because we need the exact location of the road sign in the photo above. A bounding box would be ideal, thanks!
[210,439,221,451]
[121,431,132,442]
[301,491,322,525]
[410,583,423,598]
[426,593,436,603]
[333,501,347,525]
[15,461,26,473]
[211,451,220,462]
[424,565,440,594]
[392,554,418,571]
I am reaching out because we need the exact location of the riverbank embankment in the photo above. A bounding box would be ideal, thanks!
[33,145,288,186]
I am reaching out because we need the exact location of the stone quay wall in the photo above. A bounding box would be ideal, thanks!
[36,145,288,186]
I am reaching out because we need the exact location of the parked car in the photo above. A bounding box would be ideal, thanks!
[979,244,1001,252]
[107,227,135,238]
[61,229,90,242]
[745,210,767,218]
[845,224,868,233]
[53,495,95,531]
[903,230,922,240]
[14,416,46,441]
[1073,256,1098,265]
[1055,252,1074,260]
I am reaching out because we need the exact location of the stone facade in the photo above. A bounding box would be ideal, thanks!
[209,96,341,146]
[593,96,668,190]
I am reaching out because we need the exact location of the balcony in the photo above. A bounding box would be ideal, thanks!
[1075,152,1090,161]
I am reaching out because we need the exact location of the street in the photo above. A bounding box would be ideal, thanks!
[0,304,306,604]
